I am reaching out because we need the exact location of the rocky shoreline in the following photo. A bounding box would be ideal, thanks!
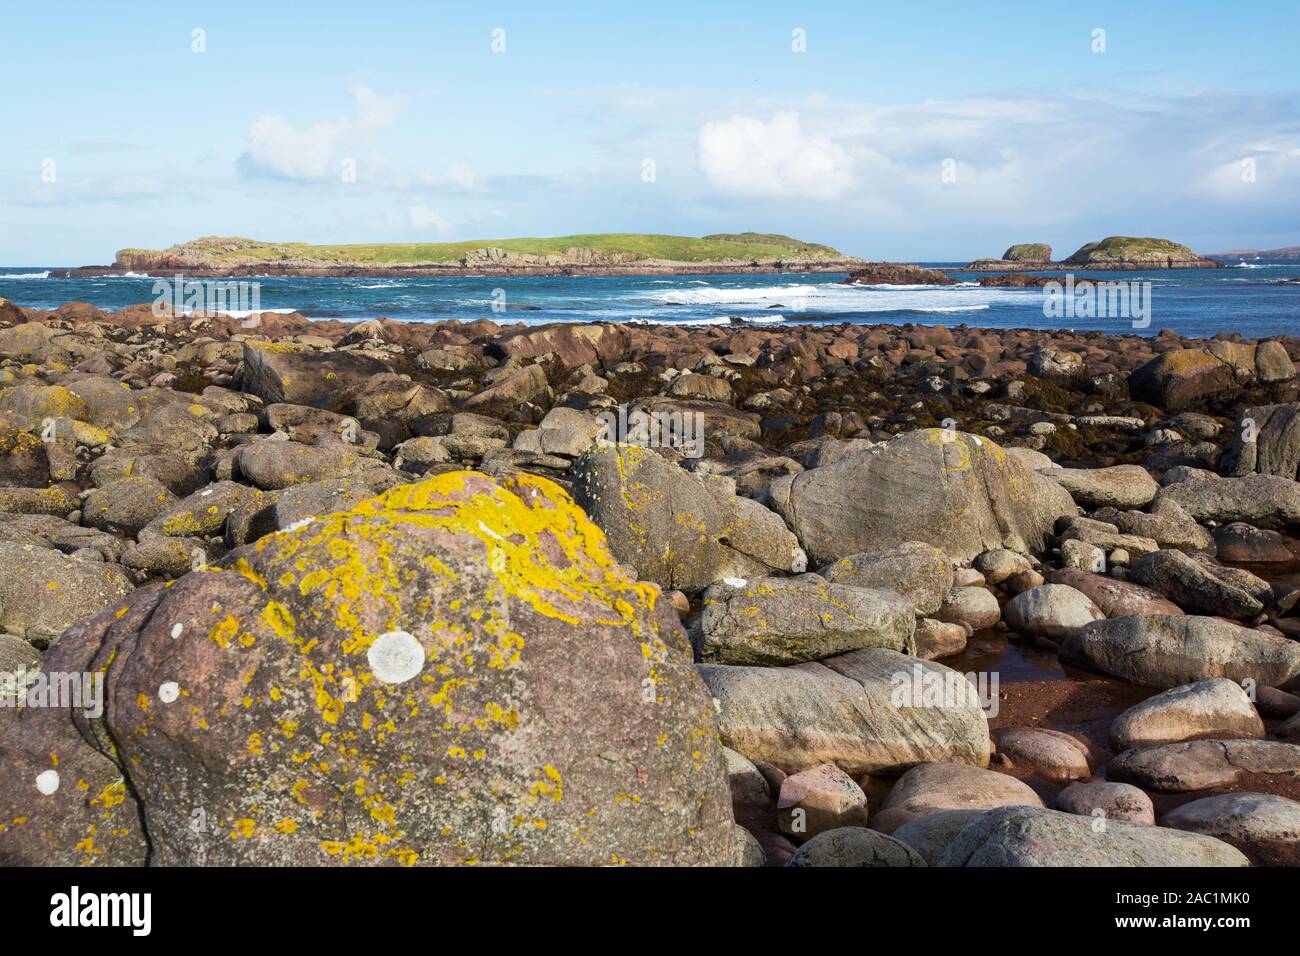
[2,296,1300,867]
[51,260,861,279]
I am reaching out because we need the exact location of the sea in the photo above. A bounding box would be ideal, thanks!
[2,261,1297,339]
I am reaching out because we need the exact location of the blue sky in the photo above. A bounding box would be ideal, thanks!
[3,0,1299,263]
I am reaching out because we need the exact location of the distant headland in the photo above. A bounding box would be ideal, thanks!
[52,233,866,278]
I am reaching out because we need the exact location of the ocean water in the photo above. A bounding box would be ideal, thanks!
[1,262,1297,339]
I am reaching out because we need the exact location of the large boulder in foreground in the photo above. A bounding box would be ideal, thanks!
[769,430,1076,565]
[937,806,1249,867]
[0,471,733,866]
[1059,615,1300,689]
[571,443,806,593]
[698,649,991,776]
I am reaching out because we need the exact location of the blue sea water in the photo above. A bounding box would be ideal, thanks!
[1,262,1297,339]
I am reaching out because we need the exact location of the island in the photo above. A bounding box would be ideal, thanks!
[53,233,866,278]
[967,236,1221,271]
[1210,244,1300,262]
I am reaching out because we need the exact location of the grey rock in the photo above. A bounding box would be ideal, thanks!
[694,576,915,665]
[1059,615,1300,689]
[1055,782,1155,825]
[768,429,1076,565]
[1003,584,1105,642]
[1110,678,1264,750]
[785,827,926,867]
[819,541,953,616]
[699,649,991,777]
[937,806,1248,866]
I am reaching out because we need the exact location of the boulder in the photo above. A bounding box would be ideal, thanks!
[729,825,767,867]
[873,762,1044,833]
[1129,549,1268,619]
[1045,569,1182,617]
[463,364,551,411]
[241,341,392,412]
[993,727,1092,782]
[0,633,40,674]
[776,764,869,839]
[1109,678,1265,750]
[723,747,771,808]
[699,649,991,776]
[1003,584,1105,642]
[694,576,915,665]
[81,476,178,535]
[1213,522,1293,563]
[1105,498,1214,552]
[973,549,1032,586]
[1129,348,1238,412]
[889,810,989,865]
[1055,516,1159,556]
[489,322,642,373]
[1255,341,1296,383]
[768,429,1076,565]
[0,541,133,644]
[1041,465,1159,510]
[570,443,805,594]
[668,372,733,403]
[1059,615,1300,689]
[1163,793,1300,866]
[513,406,603,458]
[1221,402,1300,479]
[785,827,926,867]
[1158,474,1300,531]
[935,586,1001,631]
[143,480,262,539]
[0,471,733,865]
[819,541,952,616]
[1109,739,1300,792]
[236,439,367,491]
[913,618,968,660]
[937,806,1248,866]
[1055,782,1155,825]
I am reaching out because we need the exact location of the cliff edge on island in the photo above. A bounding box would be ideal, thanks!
[57,233,866,278]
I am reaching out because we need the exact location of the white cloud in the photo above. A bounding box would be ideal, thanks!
[406,206,447,230]
[697,111,855,200]
[240,86,404,182]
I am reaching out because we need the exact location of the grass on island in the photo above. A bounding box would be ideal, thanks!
[1065,236,1199,263]
[1002,242,1052,261]
[118,233,852,267]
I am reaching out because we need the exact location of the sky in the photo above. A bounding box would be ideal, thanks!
[2,0,1299,264]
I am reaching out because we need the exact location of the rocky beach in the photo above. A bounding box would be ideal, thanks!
[1,295,1300,868]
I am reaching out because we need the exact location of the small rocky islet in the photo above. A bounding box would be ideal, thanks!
[2,295,1300,867]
